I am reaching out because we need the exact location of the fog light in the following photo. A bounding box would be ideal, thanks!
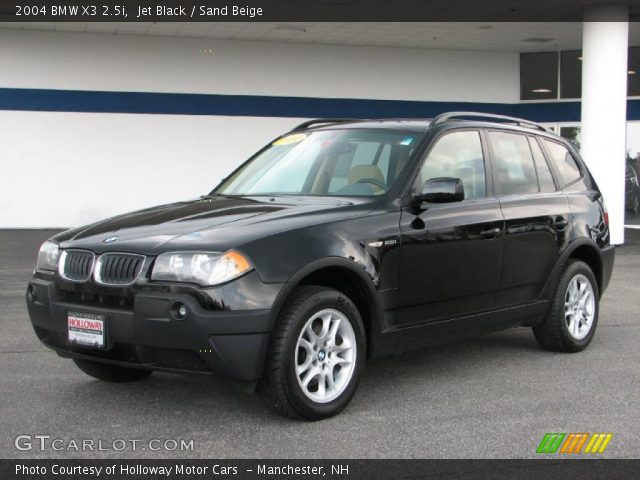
[171,301,189,320]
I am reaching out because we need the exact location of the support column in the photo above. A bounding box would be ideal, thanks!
[580,4,629,245]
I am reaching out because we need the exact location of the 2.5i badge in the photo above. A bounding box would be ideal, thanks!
[67,312,105,349]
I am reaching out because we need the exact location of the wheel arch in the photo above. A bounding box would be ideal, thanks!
[541,239,604,301]
[566,242,603,296]
[269,257,382,357]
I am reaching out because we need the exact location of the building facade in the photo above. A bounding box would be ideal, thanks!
[1,13,637,243]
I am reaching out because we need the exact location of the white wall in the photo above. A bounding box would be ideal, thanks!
[0,111,297,227]
[0,29,519,102]
[0,29,520,228]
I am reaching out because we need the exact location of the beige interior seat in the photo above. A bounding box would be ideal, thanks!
[347,165,386,194]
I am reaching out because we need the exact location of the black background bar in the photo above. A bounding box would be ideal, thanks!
[3,459,640,480]
[3,0,640,22]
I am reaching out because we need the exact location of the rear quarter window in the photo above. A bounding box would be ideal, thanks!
[529,137,556,193]
[542,139,582,187]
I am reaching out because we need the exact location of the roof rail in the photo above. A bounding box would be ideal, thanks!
[432,111,547,132]
[291,118,360,131]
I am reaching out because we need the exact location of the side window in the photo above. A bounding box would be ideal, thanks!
[542,139,582,187]
[488,131,539,196]
[417,131,486,200]
[529,137,556,193]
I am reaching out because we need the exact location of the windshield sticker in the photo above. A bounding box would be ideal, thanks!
[400,136,414,146]
[273,133,307,146]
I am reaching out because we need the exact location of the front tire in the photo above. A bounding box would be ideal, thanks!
[533,260,599,352]
[73,358,152,382]
[261,286,366,420]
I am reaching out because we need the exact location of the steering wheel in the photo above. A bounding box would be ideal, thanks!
[355,177,388,192]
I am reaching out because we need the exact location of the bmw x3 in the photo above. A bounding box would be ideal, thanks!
[26,112,615,420]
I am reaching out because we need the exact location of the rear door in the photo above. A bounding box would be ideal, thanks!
[541,137,602,246]
[396,129,504,326]
[487,130,570,307]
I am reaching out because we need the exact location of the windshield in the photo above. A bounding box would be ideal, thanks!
[214,129,423,197]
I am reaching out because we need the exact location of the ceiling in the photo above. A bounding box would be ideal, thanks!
[1,22,639,52]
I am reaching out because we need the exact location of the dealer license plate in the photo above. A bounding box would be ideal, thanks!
[67,311,105,349]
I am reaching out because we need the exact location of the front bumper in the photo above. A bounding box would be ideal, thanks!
[26,273,281,382]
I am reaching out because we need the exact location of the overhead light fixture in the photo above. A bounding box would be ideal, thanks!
[629,70,636,75]
[532,88,552,93]
[578,56,583,61]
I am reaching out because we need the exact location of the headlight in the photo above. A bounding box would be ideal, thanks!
[36,240,60,271]
[151,250,253,286]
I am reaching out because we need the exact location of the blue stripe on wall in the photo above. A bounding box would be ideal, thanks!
[513,102,583,123]
[1,87,640,122]
[0,87,516,118]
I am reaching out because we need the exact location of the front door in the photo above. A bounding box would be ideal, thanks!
[396,129,504,326]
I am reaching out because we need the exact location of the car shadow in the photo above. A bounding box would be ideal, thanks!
[57,327,544,426]
[358,327,543,385]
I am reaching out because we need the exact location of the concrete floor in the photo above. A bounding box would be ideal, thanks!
[1,229,639,459]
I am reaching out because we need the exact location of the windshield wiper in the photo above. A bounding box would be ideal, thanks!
[200,193,232,199]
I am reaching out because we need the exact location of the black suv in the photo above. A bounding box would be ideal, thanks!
[27,112,614,420]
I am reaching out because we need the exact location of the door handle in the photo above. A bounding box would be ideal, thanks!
[480,227,501,239]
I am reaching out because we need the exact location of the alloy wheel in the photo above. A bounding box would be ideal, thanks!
[295,308,356,403]
[564,273,596,340]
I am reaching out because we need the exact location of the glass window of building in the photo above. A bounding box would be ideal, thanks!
[520,52,558,100]
[559,126,581,150]
[522,48,640,99]
[560,50,582,99]
[626,123,640,224]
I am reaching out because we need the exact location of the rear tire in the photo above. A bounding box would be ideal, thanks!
[261,286,366,420]
[73,358,152,382]
[533,260,599,352]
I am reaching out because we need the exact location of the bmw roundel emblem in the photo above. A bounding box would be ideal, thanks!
[103,236,118,244]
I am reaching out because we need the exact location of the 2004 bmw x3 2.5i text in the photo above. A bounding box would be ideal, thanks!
[27,112,615,420]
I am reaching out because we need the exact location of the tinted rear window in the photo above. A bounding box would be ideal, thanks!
[529,137,556,193]
[542,139,582,187]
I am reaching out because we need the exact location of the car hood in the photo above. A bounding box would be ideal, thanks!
[53,196,375,255]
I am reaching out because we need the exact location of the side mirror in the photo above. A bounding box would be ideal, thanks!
[415,177,464,203]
